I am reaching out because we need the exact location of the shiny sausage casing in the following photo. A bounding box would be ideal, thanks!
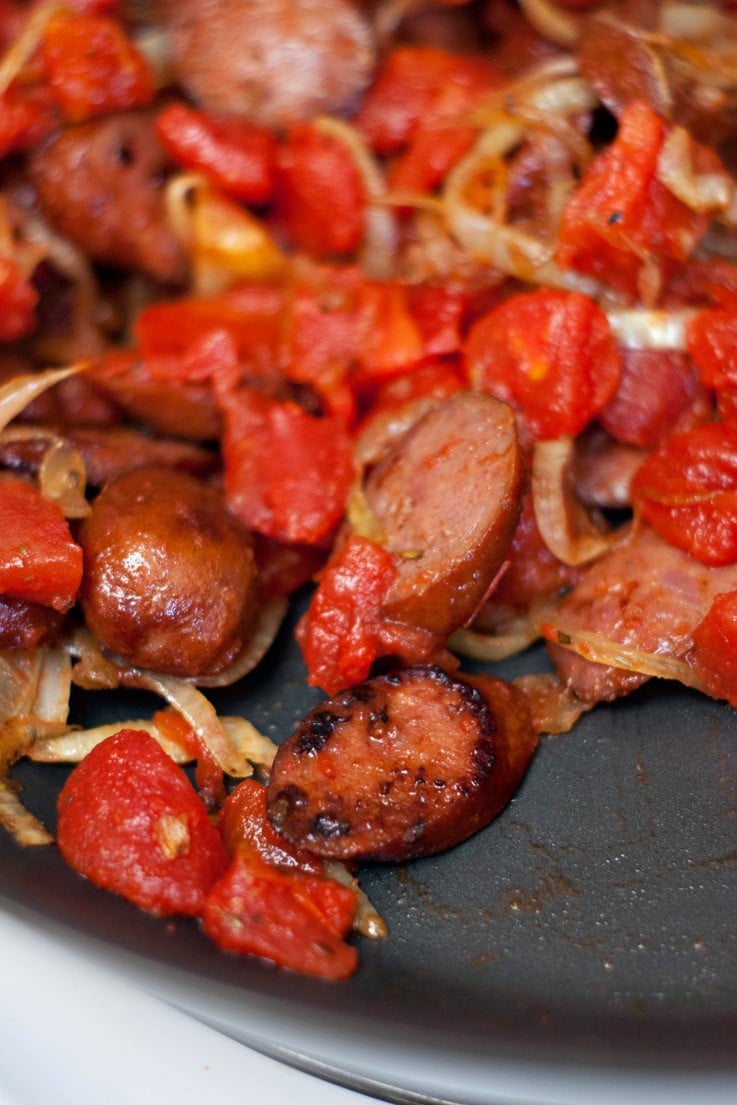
[79,466,258,678]
[266,665,537,862]
[364,391,523,640]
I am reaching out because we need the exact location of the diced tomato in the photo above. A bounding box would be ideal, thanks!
[692,591,737,707]
[557,100,713,299]
[357,47,501,156]
[156,104,276,206]
[0,86,57,157]
[356,283,425,381]
[405,285,467,359]
[463,288,621,440]
[631,422,737,566]
[297,534,398,694]
[40,11,153,123]
[686,308,737,392]
[284,265,363,397]
[362,358,465,416]
[598,349,708,449]
[0,479,82,611]
[135,285,282,383]
[202,848,358,978]
[388,123,477,195]
[218,779,325,874]
[275,124,365,258]
[220,388,354,545]
[56,729,230,916]
[664,260,737,310]
[0,257,38,341]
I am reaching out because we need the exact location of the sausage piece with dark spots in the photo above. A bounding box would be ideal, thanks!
[27,112,186,282]
[266,665,537,862]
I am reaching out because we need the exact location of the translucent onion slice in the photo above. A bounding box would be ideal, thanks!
[194,598,288,688]
[325,861,388,939]
[29,715,277,769]
[443,125,600,293]
[535,611,707,692]
[513,673,589,736]
[32,645,72,724]
[0,364,86,433]
[448,619,539,662]
[129,672,253,778]
[0,718,69,846]
[0,2,60,95]
[0,650,44,724]
[313,115,398,281]
[517,0,579,47]
[38,439,90,519]
[532,438,618,566]
[658,2,737,41]
[605,308,693,351]
[345,479,386,544]
[657,126,737,218]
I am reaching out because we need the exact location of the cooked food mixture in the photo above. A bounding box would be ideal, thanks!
[1,0,737,979]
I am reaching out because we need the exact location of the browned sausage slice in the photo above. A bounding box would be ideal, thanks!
[162,0,375,129]
[364,390,523,640]
[266,665,537,862]
[79,466,258,677]
[28,112,186,283]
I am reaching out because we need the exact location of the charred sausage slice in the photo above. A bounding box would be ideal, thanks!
[266,665,537,862]
[364,391,523,640]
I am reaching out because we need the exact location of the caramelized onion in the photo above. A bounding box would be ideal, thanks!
[535,609,707,691]
[517,0,579,47]
[29,715,277,769]
[325,861,388,939]
[38,439,90,519]
[532,438,618,566]
[513,673,588,736]
[448,619,539,662]
[657,126,737,217]
[0,365,86,433]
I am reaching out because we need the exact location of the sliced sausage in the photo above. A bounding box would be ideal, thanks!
[266,664,537,862]
[547,524,737,704]
[27,112,186,282]
[363,390,523,640]
[79,466,259,677]
[162,0,375,130]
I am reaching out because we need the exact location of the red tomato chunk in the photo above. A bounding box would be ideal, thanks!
[692,591,737,708]
[202,848,358,979]
[0,479,82,611]
[57,729,229,916]
[632,422,737,566]
[464,288,621,441]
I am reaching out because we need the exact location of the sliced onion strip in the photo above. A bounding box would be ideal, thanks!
[0,2,61,95]
[0,365,86,433]
[657,126,737,217]
[605,308,693,351]
[536,613,707,691]
[314,115,398,280]
[448,619,539,662]
[195,598,288,688]
[29,715,277,769]
[517,0,579,47]
[38,439,90,519]
[513,673,589,736]
[532,438,618,567]
[325,861,388,939]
